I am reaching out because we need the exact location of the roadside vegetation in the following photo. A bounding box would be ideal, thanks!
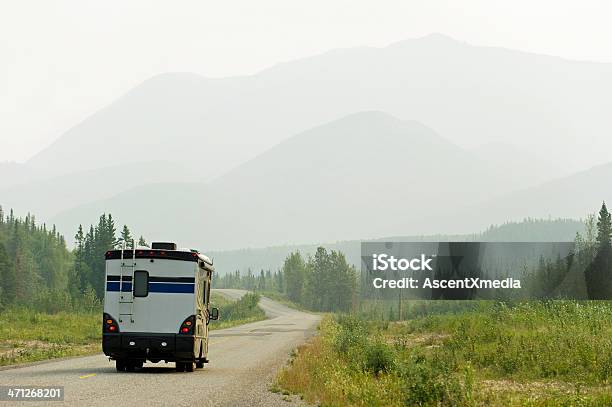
[271,204,612,405]
[209,292,266,330]
[278,302,612,406]
[0,308,99,366]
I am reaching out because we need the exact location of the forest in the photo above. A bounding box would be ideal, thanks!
[2,202,612,314]
[217,202,612,316]
[0,206,145,312]
[215,247,358,312]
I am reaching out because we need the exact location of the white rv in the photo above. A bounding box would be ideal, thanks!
[102,242,219,372]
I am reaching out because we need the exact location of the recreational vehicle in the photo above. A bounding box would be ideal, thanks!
[102,242,219,372]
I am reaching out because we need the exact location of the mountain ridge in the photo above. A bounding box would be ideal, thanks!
[48,111,518,250]
[24,34,612,180]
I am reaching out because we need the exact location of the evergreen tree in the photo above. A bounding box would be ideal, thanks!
[585,202,612,299]
[118,225,133,248]
[138,235,149,247]
[85,214,118,298]
[74,225,88,292]
[283,252,306,303]
[596,202,612,248]
[0,241,14,305]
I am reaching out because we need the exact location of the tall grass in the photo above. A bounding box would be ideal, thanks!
[402,301,612,384]
[278,301,612,406]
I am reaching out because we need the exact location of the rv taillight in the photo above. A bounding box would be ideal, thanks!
[103,313,120,334]
[179,315,196,335]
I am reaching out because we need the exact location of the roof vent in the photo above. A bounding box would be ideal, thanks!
[151,242,177,250]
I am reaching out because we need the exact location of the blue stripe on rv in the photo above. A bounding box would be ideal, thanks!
[149,283,194,293]
[106,282,194,293]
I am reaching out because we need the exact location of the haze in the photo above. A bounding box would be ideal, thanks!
[3,0,612,162]
[2,1,612,252]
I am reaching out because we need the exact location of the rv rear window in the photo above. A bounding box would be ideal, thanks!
[133,270,149,297]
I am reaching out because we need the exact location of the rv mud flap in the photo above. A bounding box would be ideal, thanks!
[175,335,197,361]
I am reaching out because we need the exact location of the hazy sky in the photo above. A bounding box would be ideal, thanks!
[2,0,612,162]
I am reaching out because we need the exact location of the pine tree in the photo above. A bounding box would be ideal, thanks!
[74,225,87,292]
[118,225,133,248]
[0,241,15,305]
[138,235,149,247]
[90,214,117,297]
[105,214,117,248]
[283,252,306,303]
[585,202,612,299]
[596,202,612,248]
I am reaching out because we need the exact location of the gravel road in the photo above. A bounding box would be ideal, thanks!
[0,289,320,406]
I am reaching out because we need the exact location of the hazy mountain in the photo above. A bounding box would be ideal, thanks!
[0,162,41,189]
[0,161,200,220]
[50,112,512,249]
[28,34,612,181]
[444,161,612,233]
[469,142,563,185]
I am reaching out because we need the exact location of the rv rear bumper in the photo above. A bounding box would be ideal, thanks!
[103,332,198,362]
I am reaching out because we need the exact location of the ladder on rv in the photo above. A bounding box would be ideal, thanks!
[118,240,136,323]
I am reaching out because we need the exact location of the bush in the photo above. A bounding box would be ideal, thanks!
[33,289,73,314]
[334,314,367,354]
[362,340,396,374]
[219,293,262,320]
[400,353,471,406]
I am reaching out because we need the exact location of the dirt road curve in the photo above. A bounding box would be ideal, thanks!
[0,290,320,406]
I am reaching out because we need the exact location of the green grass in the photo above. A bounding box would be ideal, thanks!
[208,292,266,330]
[255,290,310,312]
[0,308,100,366]
[277,301,612,406]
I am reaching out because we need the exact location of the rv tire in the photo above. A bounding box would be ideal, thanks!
[185,362,195,372]
[196,345,204,368]
[176,362,185,372]
[116,359,126,372]
[126,360,143,372]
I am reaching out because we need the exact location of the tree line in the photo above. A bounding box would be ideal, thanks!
[0,207,74,311]
[0,206,146,312]
[73,214,147,300]
[583,202,612,299]
[531,202,612,300]
[215,247,358,312]
[2,201,611,313]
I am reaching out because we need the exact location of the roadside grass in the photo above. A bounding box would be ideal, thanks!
[277,301,612,406]
[208,292,266,330]
[0,308,100,366]
[255,290,311,312]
